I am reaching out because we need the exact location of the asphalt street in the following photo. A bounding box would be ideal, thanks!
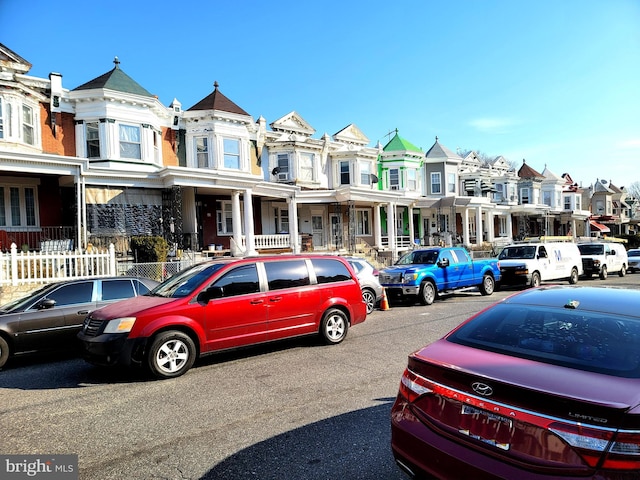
[1,274,639,480]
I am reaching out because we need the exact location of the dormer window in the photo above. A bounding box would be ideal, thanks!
[119,124,141,159]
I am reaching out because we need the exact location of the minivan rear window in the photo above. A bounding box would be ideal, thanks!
[310,258,352,284]
[448,303,640,378]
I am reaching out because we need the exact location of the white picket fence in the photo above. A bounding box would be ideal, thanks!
[0,243,116,286]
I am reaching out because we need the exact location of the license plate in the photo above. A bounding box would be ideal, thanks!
[459,404,513,450]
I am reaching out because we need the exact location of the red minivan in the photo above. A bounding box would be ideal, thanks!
[78,255,367,379]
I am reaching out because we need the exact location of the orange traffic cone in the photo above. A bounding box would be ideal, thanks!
[380,287,390,311]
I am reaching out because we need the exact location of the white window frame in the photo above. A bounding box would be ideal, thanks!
[0,183,39,230]
[340,161,350,185]
[360,162,371,186]
[356,209,371,236]
[389,168,399,190]
[299,152,315,182]
[119,124,141,160]
[277,153,290,181]
[0,97,4,139]
[195,137,209,168]
[543,190,552,206]
[564,195,571,210]
[216,201,244,235]
[275,208,289,233]
[521,187,530,204]
[223,137,241,170]
[22,104,35,145]
[407,169,416,191]
[86,122,101,158]
[494,183,504,202]
[431,172,441,194]
[447,173,456,193]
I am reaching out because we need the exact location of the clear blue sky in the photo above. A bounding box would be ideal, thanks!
[3,0,639,189]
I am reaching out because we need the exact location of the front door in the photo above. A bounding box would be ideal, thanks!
[312,215,325,249]
[330,214,342,250]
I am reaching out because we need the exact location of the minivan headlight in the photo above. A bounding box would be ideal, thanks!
[103,317,137,334]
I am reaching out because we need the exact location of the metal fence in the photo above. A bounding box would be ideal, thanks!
[116,256,204,282]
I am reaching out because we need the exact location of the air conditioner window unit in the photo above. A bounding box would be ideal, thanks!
[390,185,399,190]
[277,173,289,181]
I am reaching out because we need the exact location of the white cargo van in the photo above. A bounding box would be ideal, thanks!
[498,242,583,287]
[577,242,628,279]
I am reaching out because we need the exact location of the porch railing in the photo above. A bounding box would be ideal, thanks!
[0,242,116,286]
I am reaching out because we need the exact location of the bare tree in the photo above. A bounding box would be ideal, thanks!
[627,181,640,200]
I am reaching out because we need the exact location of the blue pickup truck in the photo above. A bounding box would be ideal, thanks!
[379,247,501,305]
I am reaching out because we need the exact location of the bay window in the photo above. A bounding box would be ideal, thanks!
[223,138,240,169]
[22,104,34,145]
[431,172,441,194]
[299,153,314,182]
[119,124,141,159]
[86,122,100,158]
[340,161,350,185]
[360,163,371,185]
[196,137,209,168]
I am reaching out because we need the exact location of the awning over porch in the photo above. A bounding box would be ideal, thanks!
[589,220,610,233]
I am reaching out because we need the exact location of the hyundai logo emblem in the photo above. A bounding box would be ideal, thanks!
[471,382,493,396]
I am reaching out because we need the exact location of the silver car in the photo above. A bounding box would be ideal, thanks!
[628,248,640,273]
[344,257,383,314]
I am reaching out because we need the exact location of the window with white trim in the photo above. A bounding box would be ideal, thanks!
[119,124,141,159]
[494,183,504,202]
[407,169,416,190]
[340,161,350,185]
[360,162,371,185]
[277,154,290,181]
[0,185,38,228]
[275,208,289,233]
[543,190,552,206]
[431,172,441,194]
[86,122,100,158]
[564,195,571,210]
[356,209,371,235]
[0,98,4,139]
[299,153,314,182]
[389,169,399,190]
[576,196,581,210]
[196,137,209,168]
[521,187,530,204]
[217,201,236,235]
[22,104,34,145]
[448,173,456,193]
[223,138,240,169]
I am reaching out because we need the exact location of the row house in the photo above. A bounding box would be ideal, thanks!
[0,43,600,262]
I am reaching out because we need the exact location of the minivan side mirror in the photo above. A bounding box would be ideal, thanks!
[438,258,450,268]
[197,286,224,303]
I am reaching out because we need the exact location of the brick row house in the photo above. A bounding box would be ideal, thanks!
[0,43,631,261]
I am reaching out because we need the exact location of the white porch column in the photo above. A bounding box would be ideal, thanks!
[231,191,242,254]
[571,219,577,239]
[462,208,470,246]
[388,203,397,260]
[243,188,257,256]
[476,206,483,245]
[374,204,382,249]
[486,210,495,243]
[506,213,513,240]
[288,195,300,254]
[408,205,415,246]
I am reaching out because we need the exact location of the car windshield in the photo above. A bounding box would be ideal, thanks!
[498,246,537,260]
[397,251,438,265]
[448,303,640,378]
[150,262,226,298]
[578,244,604,255]
[0,283,56,313]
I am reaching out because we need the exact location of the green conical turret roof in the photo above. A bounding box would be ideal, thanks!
[383,130,422,153]
[73,57,154,97]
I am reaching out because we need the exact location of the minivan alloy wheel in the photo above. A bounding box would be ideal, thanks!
[320,308,349,344]
[147,331,196,379]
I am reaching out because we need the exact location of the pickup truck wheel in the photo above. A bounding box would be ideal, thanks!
[530,272,541,288]
[619,265,627,277]
[419,281,436,306]
[479,274,495,296]
[569,267,579,284]
[147,331,196,379]
[599,266,608,280]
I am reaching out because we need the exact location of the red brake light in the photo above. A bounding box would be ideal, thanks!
[398,369,433,402]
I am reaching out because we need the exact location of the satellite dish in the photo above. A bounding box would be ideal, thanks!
[370,174,379,184]
[271,167,280,176]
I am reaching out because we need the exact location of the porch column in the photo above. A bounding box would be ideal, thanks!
[506,214,513,240]
[81,177,87,249]
[231,191,243,254]
[462,208,470,246]
[243,188,257,256]
[388,203,397,260]
[476,206,483,245]
[408,205,415,246]
[288,195,300,254]
[374,204,382,249]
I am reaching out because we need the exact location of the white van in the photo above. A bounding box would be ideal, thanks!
[577,242,628,279]
[498,242,583,287]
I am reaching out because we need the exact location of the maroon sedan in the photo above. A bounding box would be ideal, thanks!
[391,285,640,479]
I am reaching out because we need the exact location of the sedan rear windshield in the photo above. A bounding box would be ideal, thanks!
[448,303,640,378]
